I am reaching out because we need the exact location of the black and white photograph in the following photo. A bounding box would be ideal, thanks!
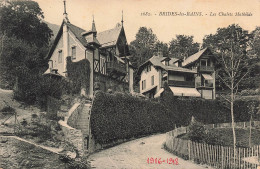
[0,0,259,168]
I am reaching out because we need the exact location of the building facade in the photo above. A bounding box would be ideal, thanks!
[137,52,201,98]
[44,7,134,98]
[182,48,216,99]
[138,48,216,99]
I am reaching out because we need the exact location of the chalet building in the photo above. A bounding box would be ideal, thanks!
[137,48,216,99]
[44,3,134,98]
[182,48,216,99]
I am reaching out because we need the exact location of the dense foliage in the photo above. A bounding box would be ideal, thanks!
[91,91,174,144]
[168,35,200,59]
[202,24,259,91]
[66,57,90,95]
[90,91,259,145]
[0,0,54,105]
[0,0,52,47]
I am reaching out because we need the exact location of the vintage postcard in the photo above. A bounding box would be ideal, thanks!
[0,0,259,168]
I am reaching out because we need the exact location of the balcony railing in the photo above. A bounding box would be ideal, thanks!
[198,66,214,72]
[106,62,127,75]
[196,82,214,88]
[168,80,195,88]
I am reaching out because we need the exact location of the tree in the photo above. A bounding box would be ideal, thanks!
[203,24,253,160]
[0,0,53,47]
[155,41,169,57]
[249,27,260,59]
[0,0,53,103]
[168,35,200,59]
[130,27,158,66]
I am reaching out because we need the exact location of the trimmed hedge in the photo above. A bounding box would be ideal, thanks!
[90,90,259,145]
[90,91,174,144]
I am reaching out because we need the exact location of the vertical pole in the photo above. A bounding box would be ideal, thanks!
[221,146,224,169]
[14,111,17,134]
[188,140,191,160]
[243,148,245,169]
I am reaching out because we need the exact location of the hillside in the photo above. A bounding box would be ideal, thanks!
[44,21,60,40]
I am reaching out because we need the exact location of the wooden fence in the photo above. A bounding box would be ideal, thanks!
[204,121,260,130]
[165,127,260,169]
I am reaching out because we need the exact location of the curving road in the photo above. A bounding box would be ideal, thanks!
[88,134,211,169]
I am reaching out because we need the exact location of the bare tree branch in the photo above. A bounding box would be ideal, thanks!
[217,74,232,89]
[234,71,250,89]
[233,58,241,77]
[220,94,231,103]
[234,84,239,100]
[221,51,232,78]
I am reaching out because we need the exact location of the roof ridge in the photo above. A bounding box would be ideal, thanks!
[67,22,86,32]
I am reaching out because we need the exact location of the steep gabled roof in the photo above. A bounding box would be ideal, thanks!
[67,23,88,46]
[182,48,210,67]
[137,56,196,76]
[45,21,64,60]
[45,22,124,60]
[97,24,122,48]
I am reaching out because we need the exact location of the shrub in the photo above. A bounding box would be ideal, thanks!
[0,106,15,115]
[90,89,259,145]
[91,91,174,144]
[20,119,28,127]
[186,118,206,142]
[240,89,258,96]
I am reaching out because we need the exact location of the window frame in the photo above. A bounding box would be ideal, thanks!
[71,46,76,59]
[151,75,154,86]
[58,50,63,63]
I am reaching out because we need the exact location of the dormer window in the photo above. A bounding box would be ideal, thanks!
[146,65,151,72]
[72,46,76,59]
[58,50,63,63]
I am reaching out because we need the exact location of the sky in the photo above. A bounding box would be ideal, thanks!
[35,0,260,44]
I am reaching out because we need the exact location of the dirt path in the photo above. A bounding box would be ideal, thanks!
[88,134,211,169]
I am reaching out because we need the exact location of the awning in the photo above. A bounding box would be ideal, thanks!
[141,85,157,94]
[154,88,164,98]
[43,69,62,77]
[202,74,213,80]
[169,87,201,97]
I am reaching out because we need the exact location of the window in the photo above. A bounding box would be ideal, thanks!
[146,65,151,72]
[100,57,106,74]
[207,59,210,66]
[58,50,63,63]
[151,75,154,86]
[142,80,146,90]
[72,46,76,59]
[201,60,206,66]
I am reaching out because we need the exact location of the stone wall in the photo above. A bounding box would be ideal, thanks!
[59,121,84,157]
[66,102,94,153]
[58,103,85,157]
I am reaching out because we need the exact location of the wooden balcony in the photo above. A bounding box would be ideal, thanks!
[198,66,214,72]
[106,62,127,75]
[168,80,195,88]
[196,82,214,89]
